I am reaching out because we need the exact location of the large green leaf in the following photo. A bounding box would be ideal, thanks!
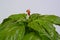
[0,13,26,30]
[0,21,25,40]
[36,19,57,40]
[0,14,26,40]
[28,14,60,40]
[28,18,59,40]
[0,18,13,31]
[8,13,26,21]
[29,14,60,25]
[22,32,41,40]
[41,15,60,25]
[28,20,52,40]
[1,13,27,25]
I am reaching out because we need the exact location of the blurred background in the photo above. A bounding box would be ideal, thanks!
[0,0,60,34]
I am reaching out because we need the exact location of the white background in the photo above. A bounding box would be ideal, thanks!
[0,0,60,34]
